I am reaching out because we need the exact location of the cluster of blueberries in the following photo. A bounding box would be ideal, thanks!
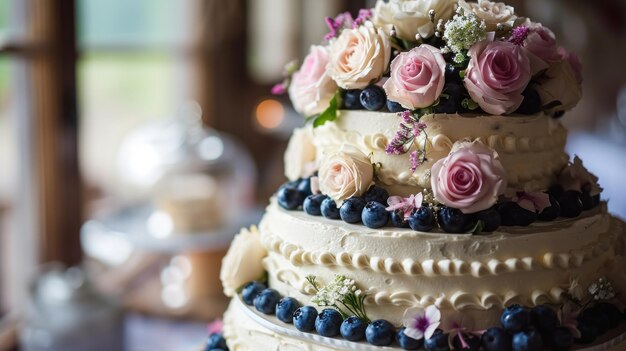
[239,280,440,349]
[340,63,544,117]
[209,281,626,351]
[277,177,601,234]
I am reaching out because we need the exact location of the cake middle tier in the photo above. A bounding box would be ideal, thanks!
[259,199,626,329]
[313,111,569,196]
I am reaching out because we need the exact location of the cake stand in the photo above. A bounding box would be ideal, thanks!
[81,204,262,320]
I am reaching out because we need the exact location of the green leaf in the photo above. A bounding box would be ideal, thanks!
[467,220,484,235]
[313,91,341,128]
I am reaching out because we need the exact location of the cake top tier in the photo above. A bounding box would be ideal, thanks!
[276,0,596,219]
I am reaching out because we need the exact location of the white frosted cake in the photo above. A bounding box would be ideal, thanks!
[207,1,626,351]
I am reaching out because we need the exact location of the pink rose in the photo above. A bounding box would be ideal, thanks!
[431,141,507,214]
[383,45,446,109]
[289,45,337,116]
[464,40,531,115]
[558,46,583,84]
[523,24,562,65]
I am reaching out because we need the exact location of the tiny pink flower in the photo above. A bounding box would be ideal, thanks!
[383,44,447,109]
[513,191,551,213]
[207,319,224,335]
[386,193,423,219]
[403,305,441,340]
[558,304,581,339]
[464,40,531,115]
[431,141,507,214]
[271,83,286,95]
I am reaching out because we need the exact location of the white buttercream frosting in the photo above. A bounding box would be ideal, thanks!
[258,199,626,328]
[313,110,569,196]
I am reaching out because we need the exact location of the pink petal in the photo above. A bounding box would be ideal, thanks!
[425,305,441,323]
[207,319,224,334]
[403,326,424,340]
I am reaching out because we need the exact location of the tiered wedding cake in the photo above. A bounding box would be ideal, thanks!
[210,1,626,350]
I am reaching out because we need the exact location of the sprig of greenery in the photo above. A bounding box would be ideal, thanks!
[306,274,370,322]
[313,91,341,128]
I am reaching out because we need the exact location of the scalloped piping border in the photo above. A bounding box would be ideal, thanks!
[260,217,618,278]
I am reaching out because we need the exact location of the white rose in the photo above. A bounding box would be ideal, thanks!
[326,21,391,89]
[372,0,457,41]
[459,0,517,32]
[288,45,337,116]
[220,226,267,297]
[284,125,317,181]
[534,60,582,113]
[318,146,374,206]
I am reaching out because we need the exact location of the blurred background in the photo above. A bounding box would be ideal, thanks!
[0,0,624,350]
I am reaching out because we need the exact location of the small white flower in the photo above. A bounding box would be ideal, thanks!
[403,305,441,340]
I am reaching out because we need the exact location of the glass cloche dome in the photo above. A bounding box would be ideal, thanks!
[115,101,256,234]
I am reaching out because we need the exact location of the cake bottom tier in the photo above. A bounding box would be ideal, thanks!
[222,297,626,351]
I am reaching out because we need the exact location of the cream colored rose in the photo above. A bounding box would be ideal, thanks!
[284,125,317,181]
[372,0,456,41]
[459,0,517,32]
[220,226,267,297]
[326,21,391,89]
[318,146,374,206]
[534,60,582,113]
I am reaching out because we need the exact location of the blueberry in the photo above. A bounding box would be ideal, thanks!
[538,195,560,221]
[293,306,318,332]
[297,178,312,197]
[438,207,476,233]
[548,327,573,351]
[277,186,304,210]
[578,305,610,335]
[303,194,325,216]
[362,201,389,228]
[424,329,450,351]
[315,309,343,337]
[500,304,530,333]
[397,327,423,350]
[515,88,541,115]
[360,85,387,111]
[206,333,228,351]
[340,197,367,223]
[512,330,543,351]
[343,89,363,109]
[408,206,436,232]
[434,83,463,114]
[452,333,480,351]
[574,319,598,344]
[391,210,410,228]
[340,316,367,341]
[254,288,281,315]
[595,302,622,328]
[497,202,537,226]
[530,305,558,334]
[548,185,564,198]
[363,186,389,204]
[580,191,594,210]
[365,319,395,346]
[481,327,512,351]
[321,197,340,219]
[557,190,583,218]
[241,281,266,305]
[387,100,405,113]
[276,297,300,324]
[445,63,462,83]
[475,207,502,232]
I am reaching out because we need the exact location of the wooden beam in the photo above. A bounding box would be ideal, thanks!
[29,0,82,265]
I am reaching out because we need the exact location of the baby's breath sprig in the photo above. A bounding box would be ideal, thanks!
[442,7,486,65]
[307,274,370,322]
[588,276,615,302]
